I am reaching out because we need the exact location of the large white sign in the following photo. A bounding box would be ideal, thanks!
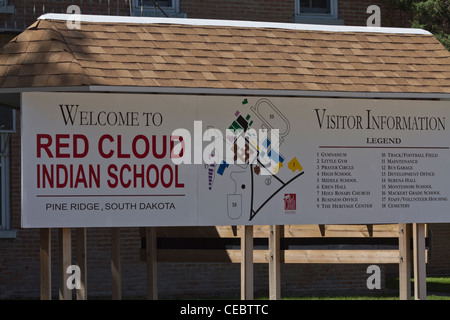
[21,92,450,227]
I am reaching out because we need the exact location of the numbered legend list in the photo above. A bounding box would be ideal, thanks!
[315,147,448,210]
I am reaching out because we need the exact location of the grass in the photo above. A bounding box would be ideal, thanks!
[387,276,450,294]
[23,276,450,300]
[284,295,398,300]
[173,277,450,300]
[277,276,450,300]
[280,294,450,300]
[425,277,450,293]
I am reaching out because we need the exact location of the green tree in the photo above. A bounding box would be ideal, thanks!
[385,0,450,50]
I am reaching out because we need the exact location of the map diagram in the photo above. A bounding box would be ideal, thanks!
[204,98,305,222]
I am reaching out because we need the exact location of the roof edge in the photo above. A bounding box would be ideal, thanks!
[38,13,432,35]
[2,86,449,100]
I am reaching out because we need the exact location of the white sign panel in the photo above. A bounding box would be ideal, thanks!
[21,92,450,227]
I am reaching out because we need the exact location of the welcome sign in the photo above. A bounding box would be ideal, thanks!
[21,92,450,227]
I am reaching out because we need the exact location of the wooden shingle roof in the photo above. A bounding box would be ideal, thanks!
[0,14,449,97]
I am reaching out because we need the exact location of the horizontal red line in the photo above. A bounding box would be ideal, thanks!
[319,146,449,149]
[36,194,186,198]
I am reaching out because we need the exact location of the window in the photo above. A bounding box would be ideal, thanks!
[295,0,343,25]
[299,0,331,15]
[0,106,14,238]
[139,0,174,10]
[0,134,11,234]
[0,0,15,14]
[132,0,185,17]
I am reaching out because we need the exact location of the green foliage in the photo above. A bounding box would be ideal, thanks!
[386,0,450,50]
[388,0,417,11]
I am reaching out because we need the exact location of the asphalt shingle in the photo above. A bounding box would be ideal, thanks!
[0,17,448,94]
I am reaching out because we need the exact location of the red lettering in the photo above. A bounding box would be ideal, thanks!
[42,164,53,188]
[152,135,167,159]
[170,135,184,158]
[105,163,182,189]
[56,164,68,188]
[99,134,114,158]
[37,164,40,188]
[107,164,118,188]
[37,134,90,159]
[37,134,53,158]
[73,134,89,158]
[161,164,173,188]
[55,134,70,158]
[132,135,150,159]
[117,135,130,158]
[119,164,131,187]
[175,165,184,188]
[89,165,100,188]
[146,164,159,188]
[134,164,145,188]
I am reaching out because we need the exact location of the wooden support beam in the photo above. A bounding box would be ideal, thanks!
[151,224,399,239]
[284,224,398,238]
[269,225,281,300]
[398,223,411,300]
[413,223,427,300]
[283,249,399,264]
[146,227,158,300]
[76,228,87,300]
[40,228,51,300]
[241,225,253,300]
[111,228,121,300]
[58,228,72,300]
[156,248,400,264]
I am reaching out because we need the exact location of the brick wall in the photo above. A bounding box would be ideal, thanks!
[1,0,449,300]
[427,224,450,276]
[0,0,415,31]
[181,0,413,27]
[157,263,385,299]
[386,223,450,279]
[0,33,15,47]
[181,0,294,23]
[339,0,413,27]
[0,0,130,30]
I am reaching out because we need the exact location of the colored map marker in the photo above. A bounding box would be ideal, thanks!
[288,157,302,173]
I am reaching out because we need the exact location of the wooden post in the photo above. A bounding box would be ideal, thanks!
[76,228,87,300]
[40,228,51,300]
[146,227,158,300]
[111,228,121,300]
[398,223,411,300]
[58,228,72,300]
[413,223,427,300]
[241,225,253,300]
[269,225,281,300]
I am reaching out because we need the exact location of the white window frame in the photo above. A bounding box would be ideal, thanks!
[295,0,343,25]
[132,0,183,17]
